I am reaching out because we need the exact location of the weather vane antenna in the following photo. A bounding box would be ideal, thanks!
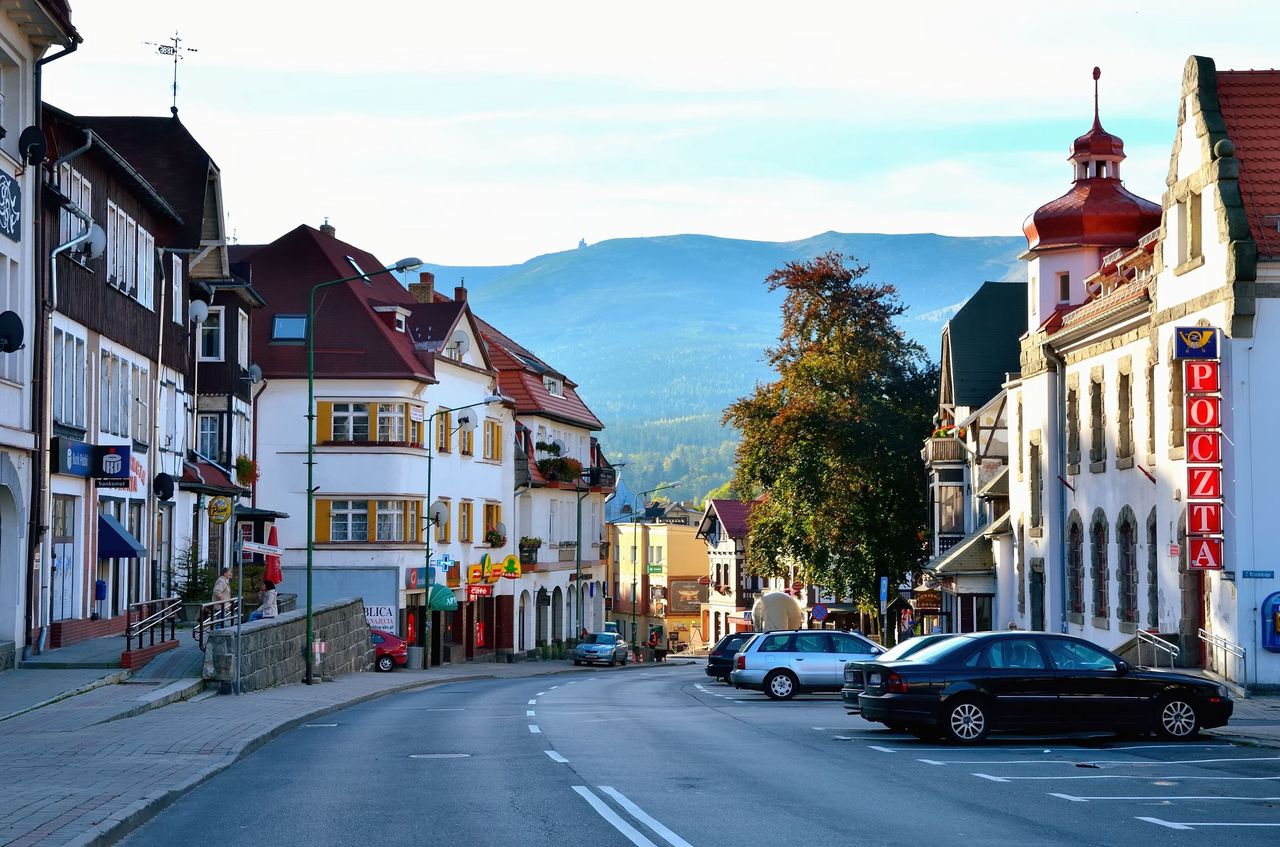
[143,31,198,117]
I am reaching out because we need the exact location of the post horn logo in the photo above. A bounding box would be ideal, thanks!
[1177,329,1215,350]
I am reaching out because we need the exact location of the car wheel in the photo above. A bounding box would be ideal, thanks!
[1154,696,1201,740]
[376,655,394,672]
[607,657,616,667]
[621,654,628,665]
[763,670,798,700]
[941,698,990,744]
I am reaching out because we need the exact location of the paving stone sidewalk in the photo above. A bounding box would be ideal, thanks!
[0,659,691,847]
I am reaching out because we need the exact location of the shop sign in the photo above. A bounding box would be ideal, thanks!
[914,590,941,612]
[466,583,493,599]
[1174,327,1219,359]
[92,444,133,487]
[50,437,93,477]
[468,563,484,584]
[365,605,395,630]
[0,170,20,242]
[406,567,426,589]
[500,554,521,579]
[1187,538,1223,570]
[1184,338,1225,571]
[208,496,233,525]
[646,564,663,574]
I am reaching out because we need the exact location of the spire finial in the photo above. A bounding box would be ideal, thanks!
[1092,66,1102,126]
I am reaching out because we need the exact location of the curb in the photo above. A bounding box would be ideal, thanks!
[0,669,131,724]
[65,658,695,847]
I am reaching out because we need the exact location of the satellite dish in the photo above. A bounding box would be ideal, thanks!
[70,223,107,262]
[188,300,209,323]
[0,311,23,353]
[19,126,46,166]
[449,330,470,356]
[551,438,565,455]
[494,521,507,538]
[429,500,449,526]
[153,472,175,501]
[246,363,264,384]
[455,411,477,432]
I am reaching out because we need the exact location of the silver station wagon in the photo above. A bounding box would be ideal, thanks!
[730,629,883,700]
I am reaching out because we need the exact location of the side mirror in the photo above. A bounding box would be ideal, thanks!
[1116,660,1130,675]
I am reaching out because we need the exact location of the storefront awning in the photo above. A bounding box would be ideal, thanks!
[929,521,996,575]
[98,514,146,559]
[429,584,459,611]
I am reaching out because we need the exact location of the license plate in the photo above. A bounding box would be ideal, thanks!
[868,672,881,686]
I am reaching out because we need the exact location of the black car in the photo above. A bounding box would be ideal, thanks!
[706,632,755,682]
[857,631,1232,744]
[842,633,954,715]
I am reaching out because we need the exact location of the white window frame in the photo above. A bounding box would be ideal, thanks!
[544,375,564,396]
[52,326,87,429]
[331,402,370,442]
[57,164,93,248]
[198,306,224,362]
[238,310,249,368]
[331,500,369,542]
[197,413,219,459]
[171,255,183,324]
[376,403,405,443]
[376,500,405,542]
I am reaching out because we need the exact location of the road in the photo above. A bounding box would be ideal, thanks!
[121,663,1280,846]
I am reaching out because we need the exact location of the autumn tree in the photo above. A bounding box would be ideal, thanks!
[723,252,936,606]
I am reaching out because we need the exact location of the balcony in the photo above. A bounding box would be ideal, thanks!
[584,465,616,488]
[924,437,965,464]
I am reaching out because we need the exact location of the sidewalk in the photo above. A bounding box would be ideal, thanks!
[0,658,694,847]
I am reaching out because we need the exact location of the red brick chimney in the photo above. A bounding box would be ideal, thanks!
[408,271,435,303]
[319,217,335,237]
[454,280,467,303]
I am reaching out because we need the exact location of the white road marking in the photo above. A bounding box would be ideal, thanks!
[568,681,577,684]
[1105,743,1230,752]
[985,774,1280,782]
[599,787,694,847]
[537,691,547,696]
[409,753,470,759]
[529,725,542,734]
[551,686,560,690]
[1054,794,1280,803]
[831,736,855,741]
[811,727,827,731]
[919,759,946,766]
[1137,818,1280,830]
[527,710,535,717]
[303,723,338,728]
[933,755,1280,768]
[868,746,897,753]
[571,786,658,847]
[973,773,1011,783]
[1048,793,1088,802]
[529,699,537,705]
[545,751,569,763]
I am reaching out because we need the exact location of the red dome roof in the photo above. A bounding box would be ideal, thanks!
[1023,179,1161,252]
[1072,115,1126,159]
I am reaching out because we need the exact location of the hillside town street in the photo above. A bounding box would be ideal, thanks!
[1,660,1278,847]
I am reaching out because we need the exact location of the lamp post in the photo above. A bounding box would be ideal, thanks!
[421,393,508,666]
[630,484,679,656]
[305,256,422,685]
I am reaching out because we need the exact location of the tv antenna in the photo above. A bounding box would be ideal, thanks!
[144,31,198,117]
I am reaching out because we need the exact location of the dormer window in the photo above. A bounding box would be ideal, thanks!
[1058,272,1071,303]
[544,376,563,396]
[395,313,406,333]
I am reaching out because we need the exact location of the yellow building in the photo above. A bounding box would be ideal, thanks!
[608,510,708,652]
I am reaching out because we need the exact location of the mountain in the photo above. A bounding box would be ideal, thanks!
[403,232,1026,503]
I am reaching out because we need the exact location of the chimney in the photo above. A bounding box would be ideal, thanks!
[454,279,467,303]
[319,217,335,237]
[408,271,436,303]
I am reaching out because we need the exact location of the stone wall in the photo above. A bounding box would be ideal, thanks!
[202,597,373,693]
[0,640,13,671]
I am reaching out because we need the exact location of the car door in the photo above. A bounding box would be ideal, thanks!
[829,632,881,690]
[787,632,833,688]
[972,637,1060,729]
[1042,637,1144,728]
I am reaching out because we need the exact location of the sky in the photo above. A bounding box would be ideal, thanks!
[42,1,1280,265]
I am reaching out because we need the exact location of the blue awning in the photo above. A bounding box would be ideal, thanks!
[98,514,146,559]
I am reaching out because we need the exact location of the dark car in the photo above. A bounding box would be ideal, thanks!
[706,632,756,682]
[857,631,1232,744]
[370,629,408,672]
[842,633,954,715]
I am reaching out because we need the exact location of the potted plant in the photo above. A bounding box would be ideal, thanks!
[484,528,506,547]
[536,456,583,482]
[234,454,259,487]
[519,536,542,564]
[535,441,561,456]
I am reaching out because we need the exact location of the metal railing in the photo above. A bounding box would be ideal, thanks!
[1198,627,1247,688]
[1136,629,1179,669]
[194,598,242,649]
[125,596,181,652]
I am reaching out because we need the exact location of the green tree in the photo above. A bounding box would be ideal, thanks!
[724,252,936,605]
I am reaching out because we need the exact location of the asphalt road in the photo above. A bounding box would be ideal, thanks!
[121,663,1280,846]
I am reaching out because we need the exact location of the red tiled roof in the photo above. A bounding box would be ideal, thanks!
[709,499,753,538]
[474,317,604,431]
[243,225,436,383]
[179,458,245,495]
[1215,69,1280,258]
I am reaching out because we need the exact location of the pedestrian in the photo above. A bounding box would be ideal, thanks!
[1007,621,1019,631]
[580,625,589,640]
[248,578,278,621]
[212,567,232,627]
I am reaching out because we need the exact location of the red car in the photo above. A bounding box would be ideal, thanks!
[370,629,408,672]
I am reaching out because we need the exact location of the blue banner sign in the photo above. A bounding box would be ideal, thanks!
[51,437,93,477]
[1241,571,1275,579]
[1174,327,1219,359]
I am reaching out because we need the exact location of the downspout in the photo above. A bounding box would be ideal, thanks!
[250,379,269,509]
[1042,342,1069,633]
[150,248,169,599]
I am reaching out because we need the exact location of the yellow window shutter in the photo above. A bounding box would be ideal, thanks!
[403,406,412,445]
[316,402,333,443]
[314,499,331,543]
[367,500,378,541]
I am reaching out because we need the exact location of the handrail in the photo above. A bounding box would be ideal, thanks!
[1135,629,1179,669]
[1198,627,1247,689]
[194,598,242,650]
[126,596,181,652]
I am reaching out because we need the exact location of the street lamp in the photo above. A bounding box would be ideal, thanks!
[305,256,422,684]
[629,483,679,656]
[421,393,509,665]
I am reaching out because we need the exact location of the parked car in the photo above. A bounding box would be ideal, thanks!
[706,631,756,682]
[858,631,1233,744]
[731,629,883,699]
[842,633,955,715]
[370,629,408,672]
[574,632,630,666]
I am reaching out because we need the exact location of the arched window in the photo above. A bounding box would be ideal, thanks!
[1117,507,1138,623]
[1090,509,1110,619]
[1067,511,1084,615]
[1146,507,1159,628]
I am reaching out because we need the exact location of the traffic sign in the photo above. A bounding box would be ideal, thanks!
[241,540,283,557]
[811,603,829,622]
[879,576,889,614]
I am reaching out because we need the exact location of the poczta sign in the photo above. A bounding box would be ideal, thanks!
[1179,329,1224,571]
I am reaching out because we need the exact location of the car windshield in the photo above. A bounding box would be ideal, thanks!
[582,634,616,644]
[891,635,972,664]
[737,634,760,652]
[877,634,952,662]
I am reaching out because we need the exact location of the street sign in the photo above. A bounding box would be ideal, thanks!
[1242,571,1275,579]
[811,603,829,622]
[743,611,752,622]
[879,576,888,613]
[647,564,663,574]
[208,497,232,525]
[241,540,283,557]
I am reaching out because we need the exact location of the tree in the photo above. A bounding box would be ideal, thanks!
[723,252,936,606]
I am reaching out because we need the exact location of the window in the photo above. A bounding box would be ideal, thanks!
[792,633,828,653]
[758,634,793,653]
[0,257,20,384]
[435,410,452,453]
[434,499,451,543]
[1057,272,1070,303]
[104,200,155,307]
[1014,395,1022,479]
[238,311,250,367]
[376,500,405,542]
[131,364,150,444]
[982,638,1045,670]
[1015,524,1025,614]
[172,255,183,324]
[1066,383,1080,468]
[1029,441,1042,528]
[483,503,502,538]
[199,307,224,361]
[1044,639,1116,672]
[331,403,370,442]
[459,501,473,542]
[1067,515,1084,615]
[1117,371,1133,460]
[938,485,963,533]
[544,376,564,397]
[1117,512,1138,623]
[1090,510,1109,618]
[483,419,503,461]
[377,403,405,443]
[346,255,367,276]
[57,164,92,246]
[330,500,369,542]
[198,413,220,460]
[830,632,874,655]
[1147,508,1159,629]
[1169,351,1185,449]
[1177,192,1202,266]
[459,422,474,455]
[271,314,308,344]
[52,327,87,429]
[1146,362,1156,457]
[98,350,133,438]
[1089,372,1105,463]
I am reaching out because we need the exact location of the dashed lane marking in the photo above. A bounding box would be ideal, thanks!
[973,774,1011,783]
[537,691,548,696]
[868,746,897,753]
[1136,818,1280,830]
[529,725,542,734]
[1053,793,1280,803]
[529,699,537,705]
[409,753,470,759]
[925,755,1280,768]
[571,786,658,847]
[527,710,535,717]
[979,774,1280,782]
[919,759,946,766]
[303,723,338,728]
[545,751,569,763]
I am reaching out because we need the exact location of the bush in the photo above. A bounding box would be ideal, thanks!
[174,541,212,603]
